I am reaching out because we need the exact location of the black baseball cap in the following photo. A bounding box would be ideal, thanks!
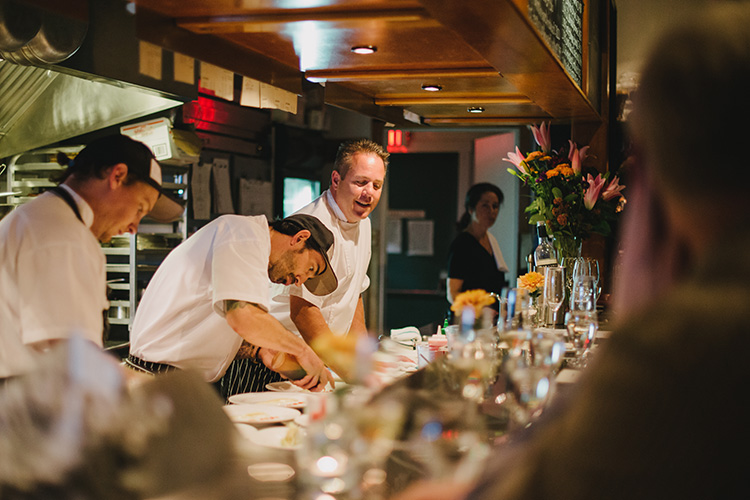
[284,214,338,296]
[73,135,185,223]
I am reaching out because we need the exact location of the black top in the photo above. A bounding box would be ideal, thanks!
[447,232,508,295]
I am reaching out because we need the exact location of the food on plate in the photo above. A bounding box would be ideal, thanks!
[259,397,305,407]
[280,423,302,448]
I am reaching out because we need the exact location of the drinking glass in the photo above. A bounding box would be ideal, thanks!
[565,309,598,368]
[402,400,489,482]
[569,275,597,312]
[573,257,601,303]
[501,287,532,331]
[543,267,565,326]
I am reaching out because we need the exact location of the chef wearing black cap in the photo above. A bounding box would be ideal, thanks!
[0,134,184,381]
[127,213,337,392]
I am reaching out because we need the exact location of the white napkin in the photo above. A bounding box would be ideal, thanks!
[389,326,421,343]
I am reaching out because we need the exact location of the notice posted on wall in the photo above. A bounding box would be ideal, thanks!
[191,162,212,220]
[211,158,234,214]
[386,219,402,254]
[406,219,434,256]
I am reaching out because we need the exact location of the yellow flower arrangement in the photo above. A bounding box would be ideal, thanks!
[517,271,544,297]
[450,289,496,317]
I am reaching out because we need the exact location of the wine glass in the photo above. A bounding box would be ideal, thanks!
[565,309,598,368]
[573,258,601,304]
[501,287,531,331]
[543,267,565,327]
[569,275,597,312]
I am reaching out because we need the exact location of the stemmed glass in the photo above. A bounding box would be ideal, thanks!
[565,277,599,368]
[543,267,565,327]
[573,257,601,304]
[569,275,597,312]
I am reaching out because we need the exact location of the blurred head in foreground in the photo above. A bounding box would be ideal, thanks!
[630,3,750,242]
[615,3,750,315]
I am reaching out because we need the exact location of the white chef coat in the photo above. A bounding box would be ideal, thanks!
[270,190,371,336]
[0,186,108,378]
[129,215,272,383]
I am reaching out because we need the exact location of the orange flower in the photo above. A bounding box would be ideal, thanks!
[526,151,544,162]
[557,214,568,226]
[517,271,544,293]
[450,289,496,317]
[546,169,559,178]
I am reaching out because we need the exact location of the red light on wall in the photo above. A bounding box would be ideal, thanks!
[387,129,409,152]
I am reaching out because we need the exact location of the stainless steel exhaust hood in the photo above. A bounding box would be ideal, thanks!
[0,61,183,158]
[0,0,194,159]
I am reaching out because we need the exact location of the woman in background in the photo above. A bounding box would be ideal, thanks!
[446,182,509,308]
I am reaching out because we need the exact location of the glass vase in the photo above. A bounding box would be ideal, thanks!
[552,235,583,324]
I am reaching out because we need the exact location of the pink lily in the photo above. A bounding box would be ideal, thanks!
[584,173,606,209]
[530,122,551,153]
[568,140,590,175]
[602,175,626,201]
[502,146,529,175]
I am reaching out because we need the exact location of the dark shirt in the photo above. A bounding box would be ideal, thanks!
[447,232,508,295]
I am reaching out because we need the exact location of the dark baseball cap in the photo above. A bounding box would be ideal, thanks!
[284,214,338,296]
[73,135,185,223]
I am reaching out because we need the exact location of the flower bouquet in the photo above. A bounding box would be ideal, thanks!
[503,122,626,260]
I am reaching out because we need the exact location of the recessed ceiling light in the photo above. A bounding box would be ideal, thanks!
[467,106,485,113]
[421,84,443,92]
[351,45,377,55]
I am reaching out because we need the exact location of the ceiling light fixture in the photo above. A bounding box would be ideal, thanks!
[421,84,443,92]
[351,45,377,55]
[467,106,485,113]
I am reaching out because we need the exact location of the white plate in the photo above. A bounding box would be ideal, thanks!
[266,380,347,393]
[228,392,309,409]
[248,426,307,450]
[234,423,259,440]
[223,403,300,425]
[293,414,310,427]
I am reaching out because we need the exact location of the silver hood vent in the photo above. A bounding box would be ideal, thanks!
[0,0,189,159]
[0,61,183,158]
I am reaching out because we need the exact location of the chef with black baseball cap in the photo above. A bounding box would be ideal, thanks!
[0,134,184,381]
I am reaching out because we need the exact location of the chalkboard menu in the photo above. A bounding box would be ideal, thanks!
[528,0,584,88]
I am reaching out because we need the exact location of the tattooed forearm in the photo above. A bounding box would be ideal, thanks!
[226,300,254,312]
[235,340,260,360]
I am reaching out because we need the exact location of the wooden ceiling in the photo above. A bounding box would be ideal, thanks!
[134,0,604,128]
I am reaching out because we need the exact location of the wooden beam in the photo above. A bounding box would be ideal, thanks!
[375,94,531,106]
[177,6,430,34]
[423,116,552,125]
[305,66,499,82]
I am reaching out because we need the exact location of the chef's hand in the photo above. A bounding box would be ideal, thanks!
[294,346,334,391]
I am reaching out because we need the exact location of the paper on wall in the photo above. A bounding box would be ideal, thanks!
[212,158,234,214]
[138,41,162,80]
[191,162,212,220]
[200,63,234,101]
[174,53,195,85]
[407,219,434,256]
[240,77,261,108]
